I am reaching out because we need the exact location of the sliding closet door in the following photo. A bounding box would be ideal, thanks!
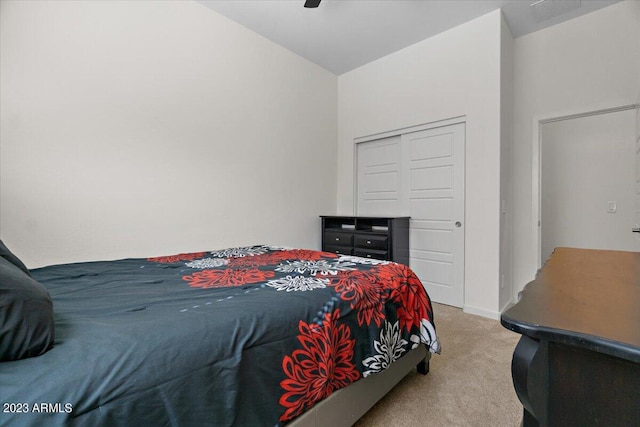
[356,123,465,307]
[401,124,465,307]
[356,136,402,216]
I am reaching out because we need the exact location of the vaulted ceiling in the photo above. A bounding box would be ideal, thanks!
[199,0,621,75]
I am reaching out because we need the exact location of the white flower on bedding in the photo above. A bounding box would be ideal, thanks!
[362,321,408,377]
[185,258,229,269]
[420,318,441,354]
[409,334,420,350]
[275,260,356,276]
[210,246,269,258]
[266,275,330,292]
[337,255,391,266]
[267,245,293,251]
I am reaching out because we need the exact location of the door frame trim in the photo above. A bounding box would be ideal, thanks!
[531,103,640,269]
[354,115,466,143]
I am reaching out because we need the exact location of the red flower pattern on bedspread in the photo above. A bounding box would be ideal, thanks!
[147,252,206,263]
[326,270,388,327]
[279,309,360,422]
[139,246,437,424]
[182,269,275,288]
[372,263,431,333]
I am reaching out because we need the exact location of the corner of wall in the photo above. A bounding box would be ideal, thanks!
[499,9,515,311]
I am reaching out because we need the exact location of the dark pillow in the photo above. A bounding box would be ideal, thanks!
[0,239,31,277]
[0,257,55,361]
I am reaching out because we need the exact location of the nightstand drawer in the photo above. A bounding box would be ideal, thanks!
[325,231,353,246]
[354,248,388,261]
[324,245,354,256]
[354,234,388,250]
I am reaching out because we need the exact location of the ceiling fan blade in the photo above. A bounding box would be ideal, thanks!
[304,0,321,8]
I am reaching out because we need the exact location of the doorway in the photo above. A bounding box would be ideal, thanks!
[538,106,639,264]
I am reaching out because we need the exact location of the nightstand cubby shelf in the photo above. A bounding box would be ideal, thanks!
[320,216,410,265]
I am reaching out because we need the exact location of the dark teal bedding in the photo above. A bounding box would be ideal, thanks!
[0,246,439,426]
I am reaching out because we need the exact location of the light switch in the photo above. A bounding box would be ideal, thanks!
[607,201,617,213]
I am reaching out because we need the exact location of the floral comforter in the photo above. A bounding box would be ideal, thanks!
[0,245,439,426]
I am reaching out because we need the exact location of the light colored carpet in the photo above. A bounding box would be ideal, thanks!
[354,303,523,427]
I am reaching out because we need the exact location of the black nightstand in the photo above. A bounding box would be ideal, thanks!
[320,216,410,265]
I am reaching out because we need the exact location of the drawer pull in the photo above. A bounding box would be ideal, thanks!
[366,254,371,258]
[335,237,340,241]
[366,240,372,245]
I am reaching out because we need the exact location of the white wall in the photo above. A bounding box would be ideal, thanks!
[338,10,503,318]
[541,109,638,261]
[512,0,640,296]
[636,108,640,233]
[0,0,337,267]
[499,14,515,311]
[637,17,640,238]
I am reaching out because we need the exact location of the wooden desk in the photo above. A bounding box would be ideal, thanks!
[501,247,640,427]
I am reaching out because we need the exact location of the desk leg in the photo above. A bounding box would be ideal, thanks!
[511,336,548,427]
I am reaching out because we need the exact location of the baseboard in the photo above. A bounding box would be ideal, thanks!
[463,304,501,320]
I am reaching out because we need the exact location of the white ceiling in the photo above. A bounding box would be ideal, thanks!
[198,0,621,75]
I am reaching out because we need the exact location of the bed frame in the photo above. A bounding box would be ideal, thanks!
[289,345,430,427]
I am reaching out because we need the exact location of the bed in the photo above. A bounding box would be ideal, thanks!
[0,243,440,426]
